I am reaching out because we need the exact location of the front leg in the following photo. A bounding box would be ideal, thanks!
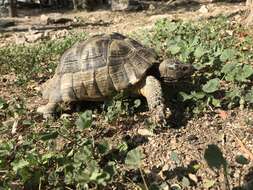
[37,102,58,119]
[139,76,170,125]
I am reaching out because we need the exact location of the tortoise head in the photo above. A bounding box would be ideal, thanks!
[158,59,195,82]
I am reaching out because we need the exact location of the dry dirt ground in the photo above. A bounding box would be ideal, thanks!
[1,1,253,189]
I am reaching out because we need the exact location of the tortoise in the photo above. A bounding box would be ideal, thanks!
[37,33,194,124]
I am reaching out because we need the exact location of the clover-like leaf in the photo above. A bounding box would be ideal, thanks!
[235,155,250,165]
[202,78,220,93]
[220,49,236,62]
[11,159,29,173]
[171,151,180,164]
[75,110,93,129]
[125,148,144,169]
[245,88,253,104]
[40,131,59,141]
[182,177,190,187]
[236,64,253,82]
[0,97,7,109]
[134,99,142,108]
[194,46,206,58]
[169,44,181,55]
[203,179,215,189]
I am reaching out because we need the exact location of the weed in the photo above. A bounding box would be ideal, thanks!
[138,17,253,114]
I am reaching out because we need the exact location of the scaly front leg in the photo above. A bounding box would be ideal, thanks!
[139,75,170,126]
[37,102,58,119]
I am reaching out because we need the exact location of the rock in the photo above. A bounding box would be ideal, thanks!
[188,173,198,183]
[25,32,43,43]
[198,5,209,14]
[14,34,26,45]
[137,128,154,136]
[148,4,155,11]
[51,29,69,40]
[40,13,72,25]
[40,14,49,25]
[111,0,142,11]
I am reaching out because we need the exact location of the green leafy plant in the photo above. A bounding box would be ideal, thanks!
[138,17,253,114]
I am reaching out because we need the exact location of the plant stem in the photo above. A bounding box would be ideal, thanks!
[139,168,149,190]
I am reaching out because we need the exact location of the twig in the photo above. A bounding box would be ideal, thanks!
[139,168,149,190]
[230,129,253,161]
[0,22,111,33]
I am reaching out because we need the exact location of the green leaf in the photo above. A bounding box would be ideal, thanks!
[194,46,206,58]
[40,131,59,141]
[169,44,181,55]
[202,78,220,93]
[11,159,29,172]
[245,89,253,104]
[221,63,238,74]
[125,148,144,169]
[211,98,221,108]
[22,120,33,126]
[74,146,92,164]
[97,141,110,155]
[171,151,180,164]
[75,110,93,129]
[104,161,117,180]
[117,141,128,152]
[181,177,190,187]
[235,155,250,165]
[236,64,253,82]
[42,152,56,163]
[0,97,7,109]
[226,88,241,99]
[134,99,141,108]
[179,92,192,101]
[191,91,206,100]
[203,179,215,189]
[170,184,182,190]
[0,142,13,157]
[220,49,236,62]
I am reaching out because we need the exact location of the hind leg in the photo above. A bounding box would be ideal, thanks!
[139,76,170,126]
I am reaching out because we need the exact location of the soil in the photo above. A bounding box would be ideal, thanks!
[1,1,253,189]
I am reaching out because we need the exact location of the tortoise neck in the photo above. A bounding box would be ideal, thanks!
[146,63,161,79]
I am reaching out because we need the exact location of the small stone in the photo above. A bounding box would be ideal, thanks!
[25,32,43,43]
[188,173,198,183]
[137,128,154,136]
[198,5,209,14]
[40,14,49,24]
[51,29,69,40]
[149,4,155,10]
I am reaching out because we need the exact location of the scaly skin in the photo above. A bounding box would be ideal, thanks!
[37,102,58,118]
[139,75,170,125]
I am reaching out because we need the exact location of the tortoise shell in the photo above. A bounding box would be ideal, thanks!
[54,33,157,100]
